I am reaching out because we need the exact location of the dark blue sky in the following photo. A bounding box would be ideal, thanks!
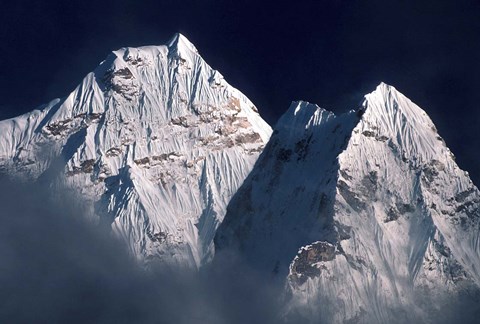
[1,0,480,182]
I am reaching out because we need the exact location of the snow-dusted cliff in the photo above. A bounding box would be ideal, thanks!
[0,33,272,268]
[216,83,480,322]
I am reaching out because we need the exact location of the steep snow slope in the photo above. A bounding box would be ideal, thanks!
[216,100,358,273]
[0,33,272,268]
[216,83,480,322]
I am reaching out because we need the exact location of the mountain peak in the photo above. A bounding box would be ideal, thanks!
[357,82,455,156]
[363,82,416,114]
[216,81,480,322]
[0,31,272,269]
[97,33,199,74]
[167,32,198,54]
[275,101,336,136]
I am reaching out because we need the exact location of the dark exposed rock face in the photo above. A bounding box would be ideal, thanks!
[66,159,96,176]
[289,241,337,285]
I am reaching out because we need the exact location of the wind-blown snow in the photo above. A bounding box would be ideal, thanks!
[0,33,272,268]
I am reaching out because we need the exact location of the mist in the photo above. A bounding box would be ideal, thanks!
[1,176,479,323]
[0,178,286,324]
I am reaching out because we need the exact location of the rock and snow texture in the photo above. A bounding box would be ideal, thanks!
[0,33,272,268]
[2,33,480,322]
[216,83,480,323]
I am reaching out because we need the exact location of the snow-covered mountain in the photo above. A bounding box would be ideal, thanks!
[0,33,271,268]
[216,83,480,322]
[2,32,479,322]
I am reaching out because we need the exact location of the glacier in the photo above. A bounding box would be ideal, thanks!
[0,33,272,269]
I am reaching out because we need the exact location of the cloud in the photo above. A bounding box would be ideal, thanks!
[0,175,479,323]
[0,177,284,324]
